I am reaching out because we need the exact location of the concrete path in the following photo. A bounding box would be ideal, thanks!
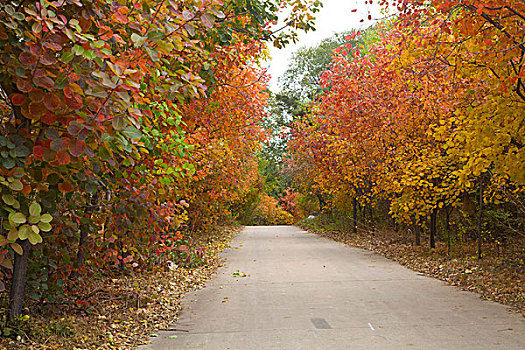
[140,225,525,349]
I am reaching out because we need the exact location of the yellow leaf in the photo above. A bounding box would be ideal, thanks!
[11,243,23,255]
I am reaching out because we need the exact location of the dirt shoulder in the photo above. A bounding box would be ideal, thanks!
[298,221,524,318]
[1,226,241,349]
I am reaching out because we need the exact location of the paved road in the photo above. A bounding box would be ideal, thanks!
[140,225,525,349]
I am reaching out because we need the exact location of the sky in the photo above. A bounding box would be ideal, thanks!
[264,0,384,92]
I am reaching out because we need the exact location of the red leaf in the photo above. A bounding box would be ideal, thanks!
[50,138,68,152]
[100,28,113,41]
[67,124,81,135]
[351,9,357,12]
[41,51,56,66]
[28,101,46,118]
[112,11,129,24]
[56,150,71,164]
[19,52,37,66]
[43,93,61,110]
[29,89,44,102]
[10,94,26,106]
[16,79,32,93]
[86,97,101,112]
[63,86,73,98]
[69,140,85,157]
[33,145,47,159]
[29,44,42,57]
[34,76,54,89]
[42,112,57,125]
[43,150,56,162]
[65,96,83,109]
[22,184,31,196]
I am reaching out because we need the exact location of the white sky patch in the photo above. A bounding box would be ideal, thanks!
[263,0,384,92]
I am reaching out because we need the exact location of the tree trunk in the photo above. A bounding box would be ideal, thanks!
[8,239,32,321]
[430,209,437,249]
[415,221,421,246]
[353,197,358,234]
[446,207,451,255]
[478,180,483,260]
[316,192,326,212]
[392,216,398,232]
[69,226,88,280]
[70,195,96,280]
[369,206,375,235]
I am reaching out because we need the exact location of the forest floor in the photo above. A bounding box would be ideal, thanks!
[299,219,525,318]
[0,226,241,350]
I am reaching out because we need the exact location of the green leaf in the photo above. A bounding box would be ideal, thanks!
[55,73,68,89]
[3,157,15,169]
[13,12,25,21]
[3,221,13,231]
[112,116,125,131]
[40,213,53,223]
[29,215,40,224]
[32,22,42,34]
[4,5,14,15]
[83,50,97,60]
[29,203,42,217]
[8,179,23,191]
[131,33,146,47]
[9,212,26,224]
[122,126,142,140]
[72,45,84,55]
[28,231,43,245]
[31,225,40,234]
[2,194,16,206]
[145,46,159,62]
[18,225,29,240]
[61,51,74,63]
[8,229,18,241]
[15,146,30,157]
[38,221,52,232]
[100,133,112,143]
[11,167,24,178]
[147,31,164,41]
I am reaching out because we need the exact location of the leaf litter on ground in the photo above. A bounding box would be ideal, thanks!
[0,226,241,349]
[300,223,524,318]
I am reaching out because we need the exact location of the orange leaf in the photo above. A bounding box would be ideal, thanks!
[58,181,74,193]
[57,150,71,164]
[10,93,26,106]
[21,184,31,196]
